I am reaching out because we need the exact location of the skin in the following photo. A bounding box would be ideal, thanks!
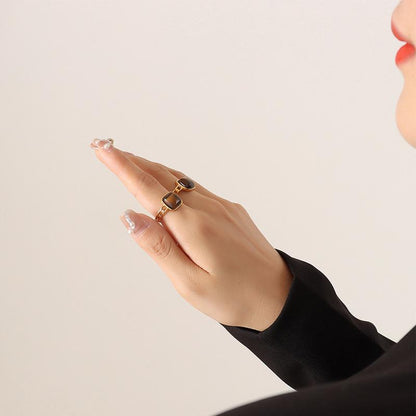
[90,138,293,331]
[392,0,416,146]
[90,1,416,332]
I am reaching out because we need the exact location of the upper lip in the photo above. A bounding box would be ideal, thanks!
[391,20,412,45]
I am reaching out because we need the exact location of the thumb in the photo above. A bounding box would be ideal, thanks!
[120,209,204,299]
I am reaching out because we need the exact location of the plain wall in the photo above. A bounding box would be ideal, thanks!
[1,0,415,415]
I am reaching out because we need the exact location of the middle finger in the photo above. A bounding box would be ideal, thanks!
[91,139,181,218]
[122,151,233,207]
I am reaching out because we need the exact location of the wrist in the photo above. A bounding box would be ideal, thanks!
[242,254,294,332]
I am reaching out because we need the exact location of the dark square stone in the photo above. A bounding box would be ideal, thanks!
[162,192,182,210]
[178,177,195,190]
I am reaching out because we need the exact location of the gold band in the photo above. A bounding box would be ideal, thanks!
[155,177,196,223]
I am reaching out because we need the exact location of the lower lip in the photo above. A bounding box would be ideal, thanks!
[396,43,416,66]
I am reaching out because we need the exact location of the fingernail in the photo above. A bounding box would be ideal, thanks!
[121,209,151,236]
[90,138,114,151]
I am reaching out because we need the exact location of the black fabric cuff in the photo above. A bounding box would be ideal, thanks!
[220,248,395,389]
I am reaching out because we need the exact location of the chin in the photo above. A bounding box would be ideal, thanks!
[395,84,416,148]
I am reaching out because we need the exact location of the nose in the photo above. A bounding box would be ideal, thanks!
[391,19,407,42]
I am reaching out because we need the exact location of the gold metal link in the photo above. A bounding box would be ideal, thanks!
[154,178,196,223]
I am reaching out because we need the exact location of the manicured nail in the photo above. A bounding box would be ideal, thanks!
[121,209,151,236]
[90,138,114,150]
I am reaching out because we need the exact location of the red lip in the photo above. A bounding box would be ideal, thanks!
[391,20,411,44]
[392,20,415,66]
[396,43,416,66]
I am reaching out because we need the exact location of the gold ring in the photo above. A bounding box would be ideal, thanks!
[155,177,196,223]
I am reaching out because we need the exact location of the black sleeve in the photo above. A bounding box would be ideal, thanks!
[219,248,396,390]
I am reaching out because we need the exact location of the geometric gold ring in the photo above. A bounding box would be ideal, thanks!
[154,177,196,223]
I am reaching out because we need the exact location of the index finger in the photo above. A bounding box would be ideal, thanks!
[90,138,175,218]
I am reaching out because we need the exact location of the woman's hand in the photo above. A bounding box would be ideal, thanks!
[90,138,293,332]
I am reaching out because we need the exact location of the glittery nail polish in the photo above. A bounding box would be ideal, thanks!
[121,209,150,236]
[90,138,114,150]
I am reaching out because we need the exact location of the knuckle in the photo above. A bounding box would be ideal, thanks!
[212,198,242,215]
[175,282,190,299]
[220,198,237,210]
[209,198,228,213]
[177,283,198,302]
[171,169,186,178]
[176,279,195,300]
[233,202,246,212]
[177,270,206,300]
[225,201,247,216]
[149,233,173,259]
[194,214,216,236]
[212,199,240,221]
[148,163,167,176]
[133,172,158,196]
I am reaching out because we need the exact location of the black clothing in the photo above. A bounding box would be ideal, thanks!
[215,248,415,415]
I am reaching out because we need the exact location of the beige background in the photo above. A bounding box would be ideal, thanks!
[1,0,415,415]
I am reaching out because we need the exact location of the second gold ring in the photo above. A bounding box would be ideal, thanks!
[155,177,196,223]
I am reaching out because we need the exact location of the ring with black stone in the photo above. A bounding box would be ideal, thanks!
[155,177,196,223]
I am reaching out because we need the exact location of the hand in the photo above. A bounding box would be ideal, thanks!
[89,138,293,331]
